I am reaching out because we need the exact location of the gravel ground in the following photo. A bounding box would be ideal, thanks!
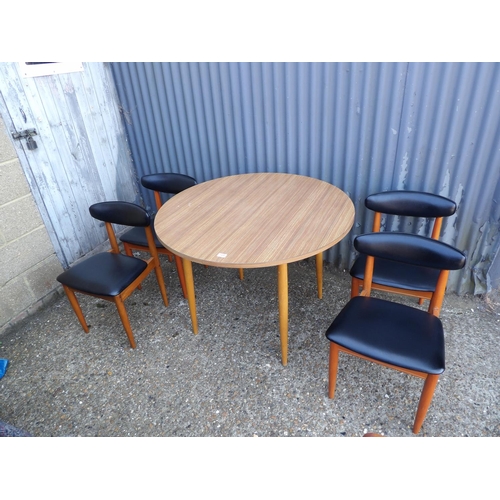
[0,257,499,438]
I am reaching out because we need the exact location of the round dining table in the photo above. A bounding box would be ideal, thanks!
[155,172,355,365]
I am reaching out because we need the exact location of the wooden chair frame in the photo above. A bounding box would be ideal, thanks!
[329,233,465,434]
[351,191,456,304]
[122,184,189,298]
[61,208,168,349]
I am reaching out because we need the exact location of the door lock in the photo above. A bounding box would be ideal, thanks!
[12,128,38,150]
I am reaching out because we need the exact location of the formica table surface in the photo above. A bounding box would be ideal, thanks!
[155,172,355,268]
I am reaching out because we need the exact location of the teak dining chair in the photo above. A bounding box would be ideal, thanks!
[326,232,466,433]
[349,190,456,303]
[120,173,197,299]
[57,201,169,349]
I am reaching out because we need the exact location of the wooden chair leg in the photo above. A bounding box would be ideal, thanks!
[124,244,142,289]
[165,250,174,262]
[239,268,244,280]
[418,298,425,305]
[174,255,188,299]
[328,343,340,399]
[351,277,362,298]
[413,374,439,434]
[123,243,133,257]
[114,296,137,349]
[153,263,169,306]
[62,285,89,333]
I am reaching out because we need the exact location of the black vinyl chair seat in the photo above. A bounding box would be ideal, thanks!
[365,190,457,217]
[325,296,445,374]
[120,225,163,248]
[57,252,148,297]
[141,173,197,194]
[350,254,440,292]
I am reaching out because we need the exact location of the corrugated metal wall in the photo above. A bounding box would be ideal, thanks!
[110,62,500,295]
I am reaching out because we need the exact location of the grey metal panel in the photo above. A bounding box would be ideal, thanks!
[111,62,500,294]
[393,63,500,293]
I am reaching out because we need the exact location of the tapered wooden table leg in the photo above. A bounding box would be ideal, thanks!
[182,258,198,334]
[278,263,288,366]
[154,173,355,366]
[316,252,323,299]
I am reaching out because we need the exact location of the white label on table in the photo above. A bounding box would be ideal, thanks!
[217,253,227,258]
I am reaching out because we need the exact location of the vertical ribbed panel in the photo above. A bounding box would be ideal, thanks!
[393,63,500,293]
[111,62,500,294]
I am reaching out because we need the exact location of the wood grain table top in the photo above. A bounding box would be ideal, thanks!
[154,173,355,268]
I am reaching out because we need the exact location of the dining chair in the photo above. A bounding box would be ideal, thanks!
[120,173,197,299]
[326,232,466,434]
[57,201,169,349]
[349,190,456,304]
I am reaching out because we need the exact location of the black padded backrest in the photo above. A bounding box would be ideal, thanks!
[365,191,456,218]
[89,202,150,227]
[141,173,197,194]
[354,232,466,270]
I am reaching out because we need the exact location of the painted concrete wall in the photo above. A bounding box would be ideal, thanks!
[0,114,63,334]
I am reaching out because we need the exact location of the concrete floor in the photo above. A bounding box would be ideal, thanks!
[0,257,499,438]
